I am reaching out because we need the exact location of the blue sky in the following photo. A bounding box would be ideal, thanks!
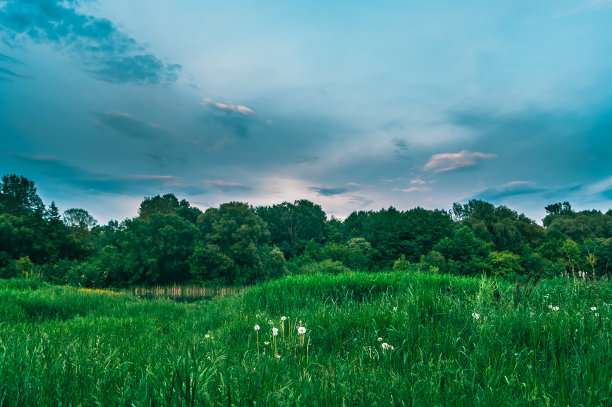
[1,0,611,224]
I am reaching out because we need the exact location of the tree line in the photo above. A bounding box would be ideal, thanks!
[1,174,610,287]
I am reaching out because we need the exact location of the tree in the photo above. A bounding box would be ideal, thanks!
[487,251,523,277]
[0,174,44,216]
[256,200,326,258]
[431,226,491,275]
[138,194,180,219]
[452,200,545,252]
[192,202,271,284]
[63,208,97,242]
[119,214,200,285]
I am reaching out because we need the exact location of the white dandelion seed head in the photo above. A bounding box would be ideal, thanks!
[595,313,599,317]
[590,307,597,311]
[548,304,553,309]
[381,343,394,350]
[552,306,559,311]
[254,325,260,331]
[377,337,383,342]
[298,326,306,334]
[281,316,287,321]
[205,334,210,339]
[272,328,278,336]
[264,341,270,345]
[393,307,398,312]
[268,319,274,325]
[472,312,480,320]
[276,354,281,359]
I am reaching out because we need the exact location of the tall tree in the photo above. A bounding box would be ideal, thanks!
[0,174,44,216]
[256,199,326,258]
[191,202,271,284]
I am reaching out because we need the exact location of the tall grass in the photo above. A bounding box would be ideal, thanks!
[0,273,610,406]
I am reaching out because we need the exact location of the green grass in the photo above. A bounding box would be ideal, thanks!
[0,273,610,406]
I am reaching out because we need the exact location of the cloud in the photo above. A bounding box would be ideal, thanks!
[93,110,174,140]
[0,0,181,85]
[423,150,496,173]
[0,52,30,80]
[392,138,410,160]
[474,181,547,201]
[8,153,205,195]
[236,105,255,116]
[410,178,426,185]
[309,185,359,196]
[393,186,429,193]
[0,66,30,79]
[204,179,251,192]
[202,98,256,116]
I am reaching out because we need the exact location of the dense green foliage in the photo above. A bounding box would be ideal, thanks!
[0,273,609,405]
[1,174,611,286]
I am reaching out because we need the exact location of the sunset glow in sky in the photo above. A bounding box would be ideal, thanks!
[1,0,611,223]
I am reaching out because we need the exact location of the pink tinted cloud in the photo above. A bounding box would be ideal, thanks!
[423,150,496,173]
[202,98,255,116]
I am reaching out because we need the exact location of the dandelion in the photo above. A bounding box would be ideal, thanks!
[264,341,270,345]
[548,305,553,309]
[298,326,306,334]
[281,316,287,321]
[275,354,281,359]
[268,319,274,325]
[254,325,261,353]
[590,307,597,311]
[393,307,398,312]
[205,334,210,339]
[595,313,599,317]
[272,328,279,336]
[552,306,559,311]
[472,312,480,320]
[377,337,383,342]
[381,343,394,350]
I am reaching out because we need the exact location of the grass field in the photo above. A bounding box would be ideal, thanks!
[0,273,610,406]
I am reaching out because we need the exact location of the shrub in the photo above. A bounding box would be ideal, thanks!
[300,259,351,275]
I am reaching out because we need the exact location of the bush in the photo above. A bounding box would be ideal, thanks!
[300,259,351,275]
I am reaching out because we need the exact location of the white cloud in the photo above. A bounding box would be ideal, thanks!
[201,98,255,116]
[393,186,429,193]
[236,105,254,116]
[423,150,497,173]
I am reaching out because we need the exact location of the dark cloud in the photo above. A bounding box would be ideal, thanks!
[309,185,359,196]
[88,55,181,85]
[474,181,547,201]
[7,153,206,195]
[0,66,30,79]
[0,52,30,80]
[93,110,173,140]
[205,180,252,192]
[0,53,23,64]
[0,0,181,85]
[392,138,410,160]
[542,184,582,196]
[145,145,187,168]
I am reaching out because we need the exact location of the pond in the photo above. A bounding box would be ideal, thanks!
[129,285,244,302]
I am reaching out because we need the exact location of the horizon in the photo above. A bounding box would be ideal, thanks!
[2,0,611,225]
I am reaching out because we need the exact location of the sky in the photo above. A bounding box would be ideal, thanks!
[1,0,611,224]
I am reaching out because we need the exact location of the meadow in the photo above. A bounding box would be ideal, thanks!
[0,272,610,406]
